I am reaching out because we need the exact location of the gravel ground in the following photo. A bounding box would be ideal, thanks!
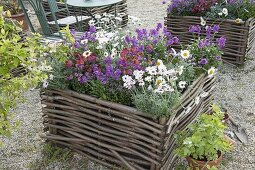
[0,0,254,169]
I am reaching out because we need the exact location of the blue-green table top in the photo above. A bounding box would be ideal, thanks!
[66,0,123,7]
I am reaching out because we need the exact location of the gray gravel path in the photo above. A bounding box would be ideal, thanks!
[0,0,254,169]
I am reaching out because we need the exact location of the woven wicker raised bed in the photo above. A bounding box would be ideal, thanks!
[165,15,255,65]
[41,73,216,170]
[42,0,128,29]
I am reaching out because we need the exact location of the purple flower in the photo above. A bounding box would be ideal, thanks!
[150,29,158,37]
[198,39,210,49]
[70,29,76,36]
[163,28,171,37]
[89,26,97,33]
[104,57,112,65]
[113,69,122,80]
[156,23,163,31]
[215,55,221,61]
[74,41,80,48]
[216,37,226,49]
[172,36,179,44]
[213,25,220,33]
[67,74,73,80]
[189,25,201,34]
[199,58,209,65]
[79,75,88,84]
[106,65,114,77]
[206,26,212,38]
[125,36,131,44]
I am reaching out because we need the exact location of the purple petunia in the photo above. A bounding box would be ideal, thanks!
[199,58,209,65]
[189,25,201,34]
[216,37,226,49]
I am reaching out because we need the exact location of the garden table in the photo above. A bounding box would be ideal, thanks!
[66,0,123,21]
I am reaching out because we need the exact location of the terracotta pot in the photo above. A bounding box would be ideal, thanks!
[186,153,222,170]
[3,11,29,31]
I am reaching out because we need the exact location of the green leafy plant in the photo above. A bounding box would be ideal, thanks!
[0,0,22,15]
[0,6,51,142]
[175,113,232,161]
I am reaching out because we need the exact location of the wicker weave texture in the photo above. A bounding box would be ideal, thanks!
[41,74,216,170]
[165,15,255,65]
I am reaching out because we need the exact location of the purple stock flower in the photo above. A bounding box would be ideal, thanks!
[106,65,114,77]
[79,75,88,84]
[89,26,97,33]
[70,29,76,36]
[216,37,226,49]
[163,28,171,37]
[199,58,209,65]
[150,29,159,37]
[125,36,131,44]
[198,39,210,48]
[113,69,122,80]
[189,25,201,34]
[172,36,179,44]
[67,74,73,80]
[104,57,112,65]
[213,25,220,33]
[206,26,212,38]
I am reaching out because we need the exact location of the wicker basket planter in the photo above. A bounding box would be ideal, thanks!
[41,73,216,170]
[41,0,128,29]
[165,15,255,65]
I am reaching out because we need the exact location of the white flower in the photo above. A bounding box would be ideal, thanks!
[222,8,228,16]
[162,84,174,92]
[122,75,133,82]
[218,12,223,16]
[145,76,152,82]
[200,17,206,26]
[88,19,95,26]
[156,59,164,67]
[178,81,187,89]
[148,85,153,91]
[146,66,157,76]
[170,48,177,57]
[83,50,92,57]
[158,65,167,75]
[201,92,209,98]
[154,87,165,94]
[49,74,54,80]
[195,96,200,105]
[180,50,190,59]
[133,70,144,80]
[235,18,242,23]
[104,52,109,57]
[164,69,176,77]
[155,76,166,86]
[138,81,145,86]
[170,76,178,81]
[42,80,49,88]
[208,67,217,78]
[80,39,88,44]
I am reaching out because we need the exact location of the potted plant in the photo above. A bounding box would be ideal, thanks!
[0,6,51,141]
[164,0,255,65]
[0,0,29,31]
[175,113,232,170]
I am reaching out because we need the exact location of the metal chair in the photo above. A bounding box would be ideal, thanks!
[18,0,90,39]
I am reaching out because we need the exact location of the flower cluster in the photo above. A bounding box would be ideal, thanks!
[165,0,255,21]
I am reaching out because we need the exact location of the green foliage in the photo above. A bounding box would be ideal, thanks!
[175,113,232,161]
[133,89,180,117]
[0,0,22,15]
[0,6,50,140]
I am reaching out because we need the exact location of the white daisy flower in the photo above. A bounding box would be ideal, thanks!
[200,17,206,26]
[208,67,217,78]
[178,81,187,89]
[133,70,144,80]
[235,18,242,23]
[146,66,157,76]
[218,12,223,16]
[83,50,92,57]
[155,76,166,86]
[148,85,153,91]
[104,52,109,57]
[80,39,88,44]
[180,50,190,59]
[145,76,152,82]
[43,81,49,88]
[138,81,145,86]
[222,8,228,16]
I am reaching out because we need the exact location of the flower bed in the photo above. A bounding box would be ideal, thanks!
[39,22,223,169]
[41,73,215,170]
[164,0,255,65]
[165,15,255,65]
